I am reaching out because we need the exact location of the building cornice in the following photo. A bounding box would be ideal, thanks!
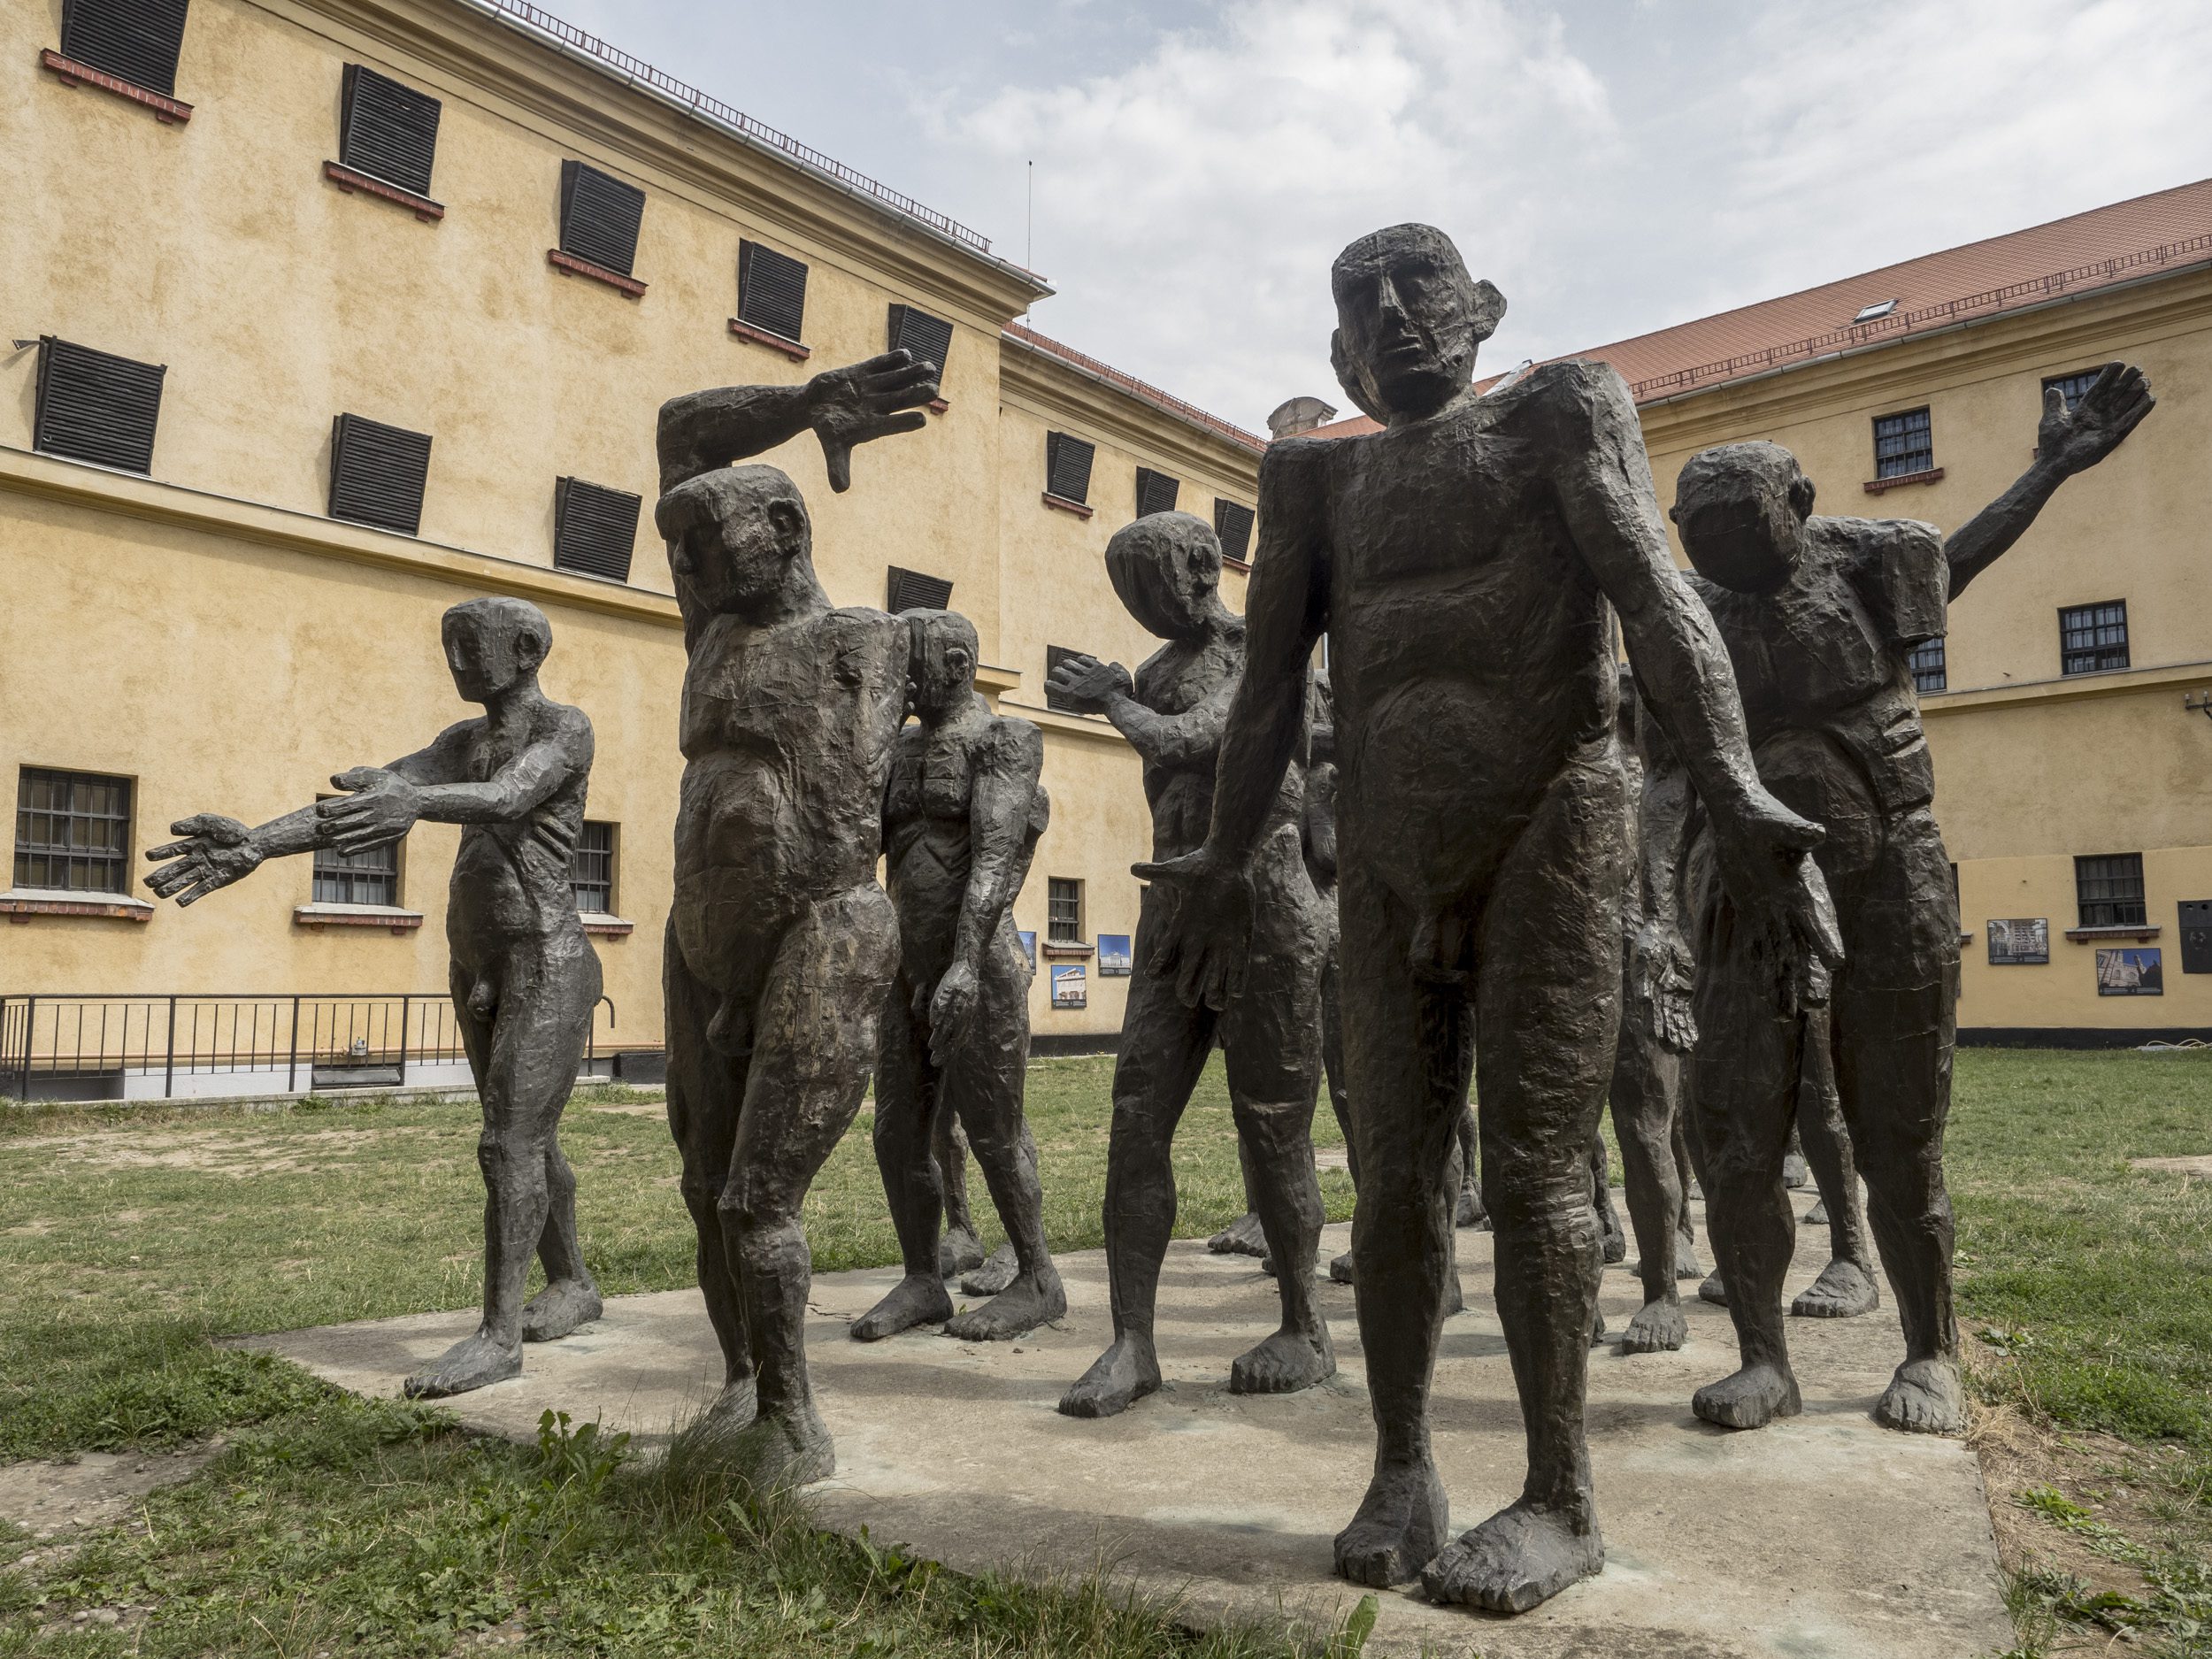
[1919,657,2212,719]
[999,343,1261,502]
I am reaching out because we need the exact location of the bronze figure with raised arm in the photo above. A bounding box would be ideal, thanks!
[1134,224,1836,1616]
[145,596,603,1400]
[1656,360,2155,1438]
[654,349,938,1486]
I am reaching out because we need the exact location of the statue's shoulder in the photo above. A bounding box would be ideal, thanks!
[1502,357,1635,427]
[978,709,1045,772]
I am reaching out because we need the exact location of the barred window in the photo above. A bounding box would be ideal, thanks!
[2043,366,2111,412]
[2058,601,2128,676]
[13,768,133,894]
[2075,853,2146,929]
[1047,877,1083,942]
[571,821,615,914]
[1907,636,1947,694]
[1873,407,1933,479]
[312,810,399,907]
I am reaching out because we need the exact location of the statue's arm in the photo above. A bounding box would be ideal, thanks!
[406,726,586,826]
[1636,718,1694,931]
[1947,362,2154,601]
[657,353,939,497]
[1099,678,1233,770]
[954,721,1046,972]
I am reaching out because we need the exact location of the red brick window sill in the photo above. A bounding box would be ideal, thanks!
[580,916,636,938]
[2,894,152,924]
[1042,492,1094,519]
[1222,556,1251,574]
[1863,466,1945,495]
[1041,941,1094,959]
[547,250,647,298]
[40,50,192,122]
[2062,924,2161,943]
[324,161,443,221]
[927,398,950,415]
[726,318,810,360]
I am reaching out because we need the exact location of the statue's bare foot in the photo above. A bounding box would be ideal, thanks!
[1621,1296,1687,1354]
[519,1278,602,1342]
[937,1225,985,1279]
[703,1376,757,1433]
[1674,1237,1706,1279]
[1419,1500,1604,1614]
[1697,1271,1728,1306]
[1455,1183,1488,1229]
[1792,1257,1878,1319]
[1229,1325,1335,1395]
[726,1402,835,1491]
[945,1267,1066,1341]
[1802,1196,1829,1226]
[1058,1336,1162,1418]
[403,1331,520,1399]
[1333,1458,1448,1587]
[960,1241,1018,1297]
[1783,1153,1809,1188]
[851,1273,954,1341]
[1693,1361,1801,1429]
[1207,1210,1268,1256]
[1875,1356,1965,1435]
[1328,1248,1356,1285]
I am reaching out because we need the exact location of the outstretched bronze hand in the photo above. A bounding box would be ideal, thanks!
[144,815,265,906]
[317,767,424,856]
[1042,653,1133,716]
[2037,362,2155,478]
[805,350,940,492]
[1130,844,1252,1011]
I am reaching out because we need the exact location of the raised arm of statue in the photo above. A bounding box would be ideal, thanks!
[1946,362,2155,601]
[657,351,940,497]
[931,720,1046,1067]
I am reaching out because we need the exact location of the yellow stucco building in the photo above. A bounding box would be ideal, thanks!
[1,0,1258,1095]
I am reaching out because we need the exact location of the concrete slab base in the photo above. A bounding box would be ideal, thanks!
[244,1197,2014,1658]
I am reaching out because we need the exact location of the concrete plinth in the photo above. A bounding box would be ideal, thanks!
[245,1202,2013,1658]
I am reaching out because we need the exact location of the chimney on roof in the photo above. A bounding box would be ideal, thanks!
[1266,395,1338,439]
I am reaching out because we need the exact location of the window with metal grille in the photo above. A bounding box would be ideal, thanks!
[13,768,132,894]
[339,64,442,197]
[1045,645,1093,714]
[1872,407,1933,479]
[887,303,953,373]
[1134,467,1180,518]
[558,160,645,275]
[553,477,641,582]
[2075,853,2146,929]
[2043,366,2111,412]
[571,821,615,914]
[34,338,165,474]
[1047,877,1083,942]
[886,567,953,613]
[329,413,432,534]
[737,242,808,344]
[312,832,398,906]
[2059,601,2128,675]
[59,0,190,96]
[1907,636,1947,694]
[1044,433,1094,505]
[1215,500,1255,563]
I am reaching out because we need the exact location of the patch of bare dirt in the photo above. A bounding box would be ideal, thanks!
[14,1127,387,1177]
[2131,1154,2212,1178]
[0,1440,223,1567]
[588,1102,667,1119]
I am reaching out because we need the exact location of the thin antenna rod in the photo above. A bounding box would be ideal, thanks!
[1025,159,1034,317]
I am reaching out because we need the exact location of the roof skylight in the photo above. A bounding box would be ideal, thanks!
[1852,298,1899,323]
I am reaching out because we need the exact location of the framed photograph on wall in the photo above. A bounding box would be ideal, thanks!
[2096,947,2163,995]
[1986,918,2049,965]
[1097,933,1133,977]
[1050,964,1087,1009]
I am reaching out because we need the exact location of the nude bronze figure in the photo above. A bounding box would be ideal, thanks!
[145,597,603,1399]
[1135,225,1836,1614]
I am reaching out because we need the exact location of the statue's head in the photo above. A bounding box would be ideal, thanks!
[654,464,812,618]
[442,596,549,702]
[1104,511,1225,642]
[1330,224,1506,425]
[1671,442,1816,595]
[904,608,979,720]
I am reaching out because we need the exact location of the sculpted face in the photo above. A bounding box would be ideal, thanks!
[442,597,549,702]
[1104,511,1223,642]
[906,610,979,719]
[1330,225,1506,425]
[654,465,812,617]
[1671,442,1815,595]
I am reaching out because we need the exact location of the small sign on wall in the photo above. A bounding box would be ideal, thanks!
[1986,918,2049,965]
[1097,934,1133,977]
[1050,964,1087,1009]
[2096,947,2163,995]
[2180,902,2212,973]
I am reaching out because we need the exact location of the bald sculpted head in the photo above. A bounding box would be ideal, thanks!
[655,464,814,618]
[1671,441,1816,595]
[442,596,550,703]
[1105,511,1227,643]
[1330,224,1508,425]
[904,608,979,719]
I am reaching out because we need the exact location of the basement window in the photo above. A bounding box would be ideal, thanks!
[14,768,134,895]
[1214,500,1256,564]
[1872,407,1933,480]
[887,566,953,613]
[1047,877,1084,942]
[58,0,190,96]
[2058,601,2128,676]
[33,337,165,474]
[2075,854,2146,930]
[736,242,808,345]
[553,477,641,582]
[338,64,441,198]
[1907,636,1947,694]
[312,831,399,907]
[1134,467,1180,518]
[328,413,433,535]
[571,821,615,914]
[1044,433,1094,507]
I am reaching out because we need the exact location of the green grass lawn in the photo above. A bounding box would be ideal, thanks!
[0,1048,2206,1655]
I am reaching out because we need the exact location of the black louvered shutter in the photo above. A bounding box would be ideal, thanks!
[887,303,954,373]
[35,338,165,473]
[61,0,190,96]
[886,566,953,613]
[554,478,641,581]
[559,160,645,275]
[737,242,808,343]
[340,64,442,197]
[1214,499,1255,563]
[1134,467,1180,518]
[1045,645,1092,714]
[329,413,432,534]
[1044,433,1094,504]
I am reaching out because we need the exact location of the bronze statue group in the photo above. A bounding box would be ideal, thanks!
[142,223,2154,1620]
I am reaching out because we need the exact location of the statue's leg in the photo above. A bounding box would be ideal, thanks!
[1455,1098,1486,1229]
[1671,1101,1704,1278]
[1420,761,1620,1616]
[1330,864,1471,1592]
[1687,893,1805,1432]
[664,918,755,1426]
[718,885,897,1488]
[1609,1001,1687,1353]
[1834,810,1963,1434]
[934,1110,987,1278]
[520,938,604,1342]
[1588,1133,1627,1264]
[1788,1007,1879,1318]
[945,937,1064,1340]
[854,972,955,1341]
[1059,890,1215,1419]
[1322,949,1361,1285]
[1205,1137,1269,1256]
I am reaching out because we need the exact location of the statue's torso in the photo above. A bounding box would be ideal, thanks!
[445,704,591,961]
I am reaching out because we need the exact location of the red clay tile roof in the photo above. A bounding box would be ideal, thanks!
[1003,322,1265,454]
[1298,176,2212,434]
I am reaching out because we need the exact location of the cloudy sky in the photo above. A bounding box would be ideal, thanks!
[550,0,2212,433]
